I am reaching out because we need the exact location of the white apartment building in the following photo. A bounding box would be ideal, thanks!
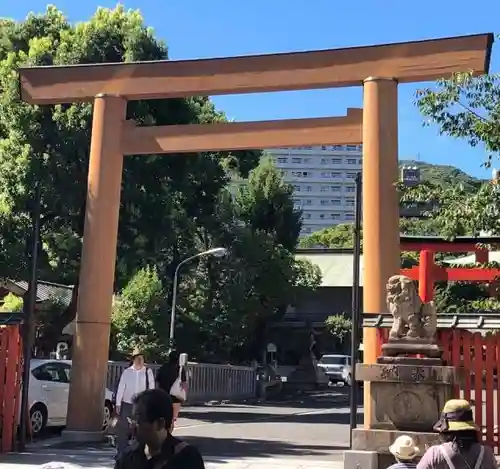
[266,145,362,236]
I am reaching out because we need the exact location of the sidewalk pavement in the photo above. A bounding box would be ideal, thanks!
[0,449,343,469]
[205,458,343,468]
[0,428,346,469]
[0,438,344,469]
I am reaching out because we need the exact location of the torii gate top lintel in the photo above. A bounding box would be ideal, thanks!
[18,33,493,105]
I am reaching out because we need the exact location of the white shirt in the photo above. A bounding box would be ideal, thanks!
[116,366,155,406]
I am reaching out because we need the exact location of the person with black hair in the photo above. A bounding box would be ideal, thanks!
[114,347,155,457]
[114,389,205,469]
[417,399,497,469]
[156,350,187,431]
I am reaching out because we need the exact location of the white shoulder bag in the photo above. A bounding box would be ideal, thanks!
[170,366,187,401]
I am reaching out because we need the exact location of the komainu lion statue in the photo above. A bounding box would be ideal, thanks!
[386,275,437,343]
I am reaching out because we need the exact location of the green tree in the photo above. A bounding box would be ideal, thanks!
[111,266,168,362]
[112,232,322,363]
[399,217,442,236]
[235,158,302,251]
[165,159,317,363]
[292,258,322,292]
[408,69,500,237]
[398,181,500,239]
[0,6,260,353]
[416,71,500,168]
[433,282,490,315]
[325,315,352,351]
[299,223,357,249]
[298,219,440,261]
[109,167,321,363]
[187,228,321,363]
[1,292,23,312]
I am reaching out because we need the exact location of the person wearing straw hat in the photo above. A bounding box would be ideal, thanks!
[114,346,155,458]
[417,399,497,469]
[388,435,420,469]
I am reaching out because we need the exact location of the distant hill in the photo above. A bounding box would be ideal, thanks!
[400,160,484,192]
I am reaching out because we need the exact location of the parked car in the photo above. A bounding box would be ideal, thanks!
[317,354,352,385]
[25,359,114,436]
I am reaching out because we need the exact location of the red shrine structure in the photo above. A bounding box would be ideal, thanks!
[400,235,500,303]
[0,313,23,453]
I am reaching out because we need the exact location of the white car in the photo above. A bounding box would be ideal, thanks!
[317,354,352,386]
[26,359,114,436]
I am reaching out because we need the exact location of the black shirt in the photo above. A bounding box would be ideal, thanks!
[114,435,205,469]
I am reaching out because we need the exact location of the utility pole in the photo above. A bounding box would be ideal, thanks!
[349,172,362,447]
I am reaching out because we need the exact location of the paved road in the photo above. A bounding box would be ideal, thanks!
[0,388,358,467]
[175,388,359,461]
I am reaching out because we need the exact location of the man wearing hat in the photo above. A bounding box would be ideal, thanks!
[114,346,155,458]
[388,435,420,469]
[417,399,497,469]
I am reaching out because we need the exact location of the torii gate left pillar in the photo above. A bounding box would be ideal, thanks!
[64,95,126,438]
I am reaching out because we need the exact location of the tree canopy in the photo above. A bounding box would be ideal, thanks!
[416,71,500,168]
[408,70,500,238]
[299,218,442,250]
[111,161,321,363]
[0,6,320,361]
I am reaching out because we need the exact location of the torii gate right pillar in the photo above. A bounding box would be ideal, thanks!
[362,77,400,427]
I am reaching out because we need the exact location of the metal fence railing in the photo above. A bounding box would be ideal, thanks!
[107,361,256,404]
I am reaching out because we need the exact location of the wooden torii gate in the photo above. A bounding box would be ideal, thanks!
[18,34,493,439]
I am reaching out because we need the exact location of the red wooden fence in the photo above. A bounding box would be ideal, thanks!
[0,325,22,453]
[376,328,500,453]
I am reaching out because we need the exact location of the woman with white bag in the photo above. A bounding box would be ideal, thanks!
[156,350,187,431]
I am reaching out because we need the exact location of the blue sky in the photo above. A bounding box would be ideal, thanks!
[5,1,500,178]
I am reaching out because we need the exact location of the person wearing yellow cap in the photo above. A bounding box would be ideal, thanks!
[417,399,497,469]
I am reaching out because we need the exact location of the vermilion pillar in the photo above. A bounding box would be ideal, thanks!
[419,250,435,302]
[64,95,126,440]
[362,77,400,427]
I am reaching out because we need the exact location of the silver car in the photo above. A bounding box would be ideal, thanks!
[317,354,352,385]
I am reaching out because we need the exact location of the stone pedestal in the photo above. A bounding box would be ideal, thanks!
[350,362,460,465]
[352,428,441,457]
[381,340,443,361]
[357,362,458,432]
[350,429,442,469]
[344,450,379,469]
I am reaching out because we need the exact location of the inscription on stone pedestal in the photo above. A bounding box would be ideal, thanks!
[411,367,425,382]
[380,365,400,381]
[356,363,459,385]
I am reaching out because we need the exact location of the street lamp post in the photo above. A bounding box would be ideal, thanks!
[170,247,227,346]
